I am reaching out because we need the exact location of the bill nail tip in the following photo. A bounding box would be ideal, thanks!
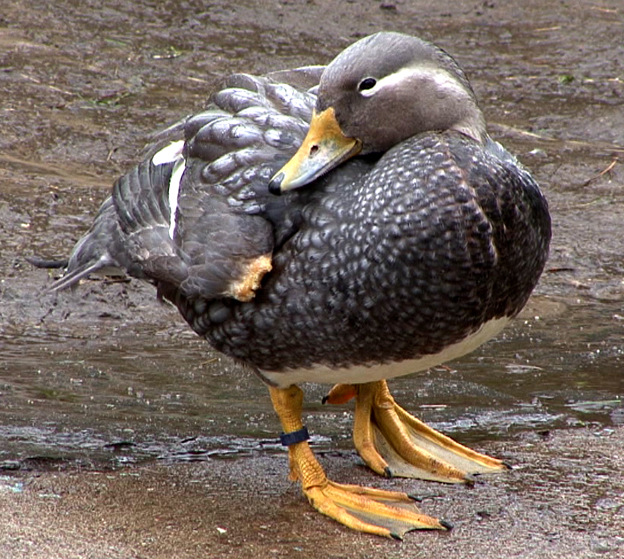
[268,173,284,195]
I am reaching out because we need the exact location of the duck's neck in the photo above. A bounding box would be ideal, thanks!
[451,106,487,144]
[412,64,488,145]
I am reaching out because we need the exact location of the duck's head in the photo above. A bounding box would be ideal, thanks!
[269,32,486,194]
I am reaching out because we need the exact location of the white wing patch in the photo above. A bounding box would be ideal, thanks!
[151,140,186,240]
[167,158,186,240]
[152,139,184,165]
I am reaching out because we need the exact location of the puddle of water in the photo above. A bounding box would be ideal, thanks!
[0,475,24,493]
[1,290,622,469]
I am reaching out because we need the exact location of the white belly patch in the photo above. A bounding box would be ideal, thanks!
[260,315,510,388]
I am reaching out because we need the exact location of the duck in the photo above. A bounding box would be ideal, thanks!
[33,31,551,539]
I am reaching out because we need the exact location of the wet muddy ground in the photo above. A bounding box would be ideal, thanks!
[1,0,623,558]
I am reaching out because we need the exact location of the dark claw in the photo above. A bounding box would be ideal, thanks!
[463,474,476,487]
[439,519,454,530]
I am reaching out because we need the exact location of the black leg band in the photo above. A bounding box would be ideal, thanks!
[279,426,310,446]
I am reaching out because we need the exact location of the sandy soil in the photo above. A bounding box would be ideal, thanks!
[2,428,623,559]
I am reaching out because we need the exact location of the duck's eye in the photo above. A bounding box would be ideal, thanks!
[358,77,377,92]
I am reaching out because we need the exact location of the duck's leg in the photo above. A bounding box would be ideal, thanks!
[324,380,508,483]
[269,384,449,538]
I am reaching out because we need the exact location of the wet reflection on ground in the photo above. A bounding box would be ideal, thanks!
[1,291,622,470]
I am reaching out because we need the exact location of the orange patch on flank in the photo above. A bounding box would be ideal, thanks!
[229,254,273,302]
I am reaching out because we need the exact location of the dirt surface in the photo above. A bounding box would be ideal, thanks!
[1,428,623,559]
[1,0,624,558]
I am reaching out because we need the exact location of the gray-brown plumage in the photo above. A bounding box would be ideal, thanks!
[33,32,552,537]
[40,32,550,387]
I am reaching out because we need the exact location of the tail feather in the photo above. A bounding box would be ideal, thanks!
[25,256,69,269]
[27,194,126,292]
[28,252,122,292]
[47,255,121,292]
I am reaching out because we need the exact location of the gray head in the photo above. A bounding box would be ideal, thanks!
[318,32,486,152]
[269,32,486,193]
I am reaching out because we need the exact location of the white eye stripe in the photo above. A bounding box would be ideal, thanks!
[358,67,417,97]
[359,66,464,98]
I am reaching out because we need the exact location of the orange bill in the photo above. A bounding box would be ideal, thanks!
[268,107,362,194]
